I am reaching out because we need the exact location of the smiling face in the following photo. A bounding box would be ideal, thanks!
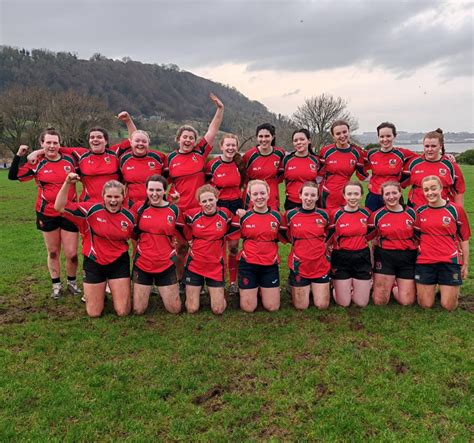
[41,134,61,159]
[220,137,238,161]
[300,185,318,210]
[146,180,165,206]
[422,178,443,206]
[378,127,395,151]
[249,183,269,211]
[177,130,197,153]
[423,138,442,161]
[382,185,401,209]
[332,124,350,148]
[293,132,310,155]
[343,184,362,209]
[88,130,107,154]
[131,132,149,157]
[199,191,218,215]
[103,187,124,213]
[257,129,274,150]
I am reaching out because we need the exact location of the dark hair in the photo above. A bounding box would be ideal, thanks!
[424,128,445,155]
[88,127,110,147]
[256,123,276,146]
[376,122,397,137]
[292,128,315,155]
[39,127,61,144]
[330,120,350,135]
[145,174,168,190]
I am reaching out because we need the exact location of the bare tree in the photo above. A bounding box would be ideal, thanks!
[292,94,358,153]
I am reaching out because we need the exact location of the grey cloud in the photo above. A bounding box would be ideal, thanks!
[1,0,471,78]
[282,89,300,97]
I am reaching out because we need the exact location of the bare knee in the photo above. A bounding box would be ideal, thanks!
[441,298,458,311]
[133,306,146,315]
[240,300,257,313]
[373,294,389,305]
[67,253,78,263]
[211,301,227,315]
[49,251,59,260]
[116,307,130,317]
[167,302,182,314]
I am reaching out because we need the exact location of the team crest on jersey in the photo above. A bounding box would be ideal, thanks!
[389,159,397,168]
[148,161,155,169]
[315,218,323,225]
[274,161,280,169]
[216,220,223,231]
[192,154,198,163]
[104,156,110,164]
[310,163,317,171]
[63,165,71,173]
[350,159,356,167]
[442,216,451,225]
[439,168,447,176]
[120,220,129,231]
[270,221,278,231]
[167,215,174,225]
[360,217,367,225]
[406,219,414,227]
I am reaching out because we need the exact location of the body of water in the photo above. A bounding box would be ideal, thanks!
[397,142,473,154]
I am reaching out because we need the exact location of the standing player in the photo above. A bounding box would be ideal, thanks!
[328,181,372,307]
[183,185,235,315]
[164,93,224,287]
[131,174,182,315]
[205,133,244,295]
[319,120,366,209]
[242,123,285,210]
[368,181,417,306]
[414,176,470,311]
[8,129,80,299]
[235,180,282,312]
[365,122,416,211]
[284,182,330,310]
[55,174,134,317]
[404,129,465,209]
[282,129,320,210]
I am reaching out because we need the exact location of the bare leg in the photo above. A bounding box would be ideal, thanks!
[333,279,352,307]
[240,288,258,312]
[108,278,131,316]
[185,285,201,313]
[352,279,371,307]
[261,287,280,312]
[176,239,189,282]
[394,278,415,306]
[61,229,79,277]
[416,284,436,309]
[312,283,330,310]
[84,282,107,317]
[439,285,459,311]
[158,284,181,314]
[42,229,61,279]
[132,283,152,315]
[208,287,227,315]
[292,285,310,310]
[373,273,395,305]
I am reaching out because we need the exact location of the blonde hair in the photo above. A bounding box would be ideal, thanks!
[102,180,126,196]
[196,184,219,201]
[131,129,150,141]
[421,175,442,188]
[247,179,270,195]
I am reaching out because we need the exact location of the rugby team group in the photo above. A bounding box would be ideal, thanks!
[8,94,470,317]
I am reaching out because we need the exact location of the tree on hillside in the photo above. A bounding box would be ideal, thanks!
[292,94,358,152]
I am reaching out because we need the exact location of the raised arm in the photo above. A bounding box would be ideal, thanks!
[55,172,80,213]
[117,111,137,138]
[204,93,224,146]
[9,145,30,180]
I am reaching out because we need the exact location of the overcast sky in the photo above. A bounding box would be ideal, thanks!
[1,0,473,132]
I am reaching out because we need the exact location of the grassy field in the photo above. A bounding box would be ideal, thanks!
[0,168,473,441]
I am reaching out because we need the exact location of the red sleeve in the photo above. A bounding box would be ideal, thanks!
[61,147,89,160]
[455,204,471,241]
[453,163,466,194]
[197,137,213,159]
[16,162,36,182]
[399,147,419,163]
[111,139,131,157]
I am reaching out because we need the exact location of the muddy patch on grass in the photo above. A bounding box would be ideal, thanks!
[459,297,474,312]
[192,385,224,405]
[391,359,409,374]
[317,314,339,324]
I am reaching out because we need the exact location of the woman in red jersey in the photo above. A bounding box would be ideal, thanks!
[284,182,330,310]
[55,174,134,317]
[8,129,80,300]
[403,129,465,209]
[164,93,224,287]
[183,185,235,315]
[131,174,182,315]
[368,181,417,306]
[120,130,166,206]
[319,120,366,210]
[365,122,417,211]
[235,180,282,312]
[242,123,285,210]
[28,112,137,203]
[205,133,245,295]
[282,129,320,210]
[328,181,372,307]
[415,176,470,311]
